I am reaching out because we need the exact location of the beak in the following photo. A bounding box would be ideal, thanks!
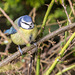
[29,24,34,28]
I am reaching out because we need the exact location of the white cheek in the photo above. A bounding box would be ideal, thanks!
[21,23,29,29]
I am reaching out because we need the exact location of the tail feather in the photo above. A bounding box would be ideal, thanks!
[4,27,17,35]
[4,29,10,34]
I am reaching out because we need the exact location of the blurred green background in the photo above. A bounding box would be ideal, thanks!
[0,1,75,74]
[0,0,75,41]
[0,0,75,40]
[0,0,74,30]
[0,0,75,51]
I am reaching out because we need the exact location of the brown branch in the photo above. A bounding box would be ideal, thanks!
[0,52,8,55]
[37,17,74,28]
[5,43,11,55]
[62,50,75,61]
[29,7,36,22]
[0,30,8,40]
[47,35,71,55]
[68,0,75,16]
[0,22,75,67]
[65,58,75,64]
[0,7,29,44]
[62,0,71,24]
[28,56,33,75]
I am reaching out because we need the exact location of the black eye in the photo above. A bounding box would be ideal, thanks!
[31,23,32,25]
[30,26,32,27]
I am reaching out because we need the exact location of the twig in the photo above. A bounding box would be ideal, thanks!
[5,43,11,55]
[62,0,71,24]
[29,7,36,22]
[62,0,73,48]
[36,49,41,75]
[0,30,8,40]
[44,32,75,75]
[37,17,74,28]
[62,50,75,61]
[56,64,75,75]
[28,56,33,75]
[0,22,75,67]
[56,64,62,74]
[39,0,55,36]
[0,7,29,44]
[68,0,75,16]
[0,52,8,55]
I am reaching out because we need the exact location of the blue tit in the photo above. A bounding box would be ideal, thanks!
[4,15,38,54]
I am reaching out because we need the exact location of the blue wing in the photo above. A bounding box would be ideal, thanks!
[4,17,21,35]
[4,27,17,35]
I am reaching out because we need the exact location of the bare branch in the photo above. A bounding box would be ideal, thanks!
[62,0,71,24]
[0,7,29,44]
[29,7,36,22]
[0,22,75,67]
[0,30,8,40]
[68,0,75,16]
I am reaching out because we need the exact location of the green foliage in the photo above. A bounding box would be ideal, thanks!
[56,0,63,4]
[43,25,59,37]
[42,5,72,37]
[47,6,71,23]
[0,0,73,30]
[48,8,66,23]
[0,0,24,25]
[26,0,45,8]
[0,0,46,25]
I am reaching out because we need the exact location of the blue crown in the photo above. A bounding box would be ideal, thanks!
[18,15,32,27]
[22,15,32,22]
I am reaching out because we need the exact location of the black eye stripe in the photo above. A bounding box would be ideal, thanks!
[22,22,29,25]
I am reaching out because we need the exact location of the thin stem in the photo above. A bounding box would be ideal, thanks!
[64,6,72,44]
[0,7,29,45]
[64,3,72,44]
[44,32,75,75]
[62,0,71,24]
[0,22,75,67]
[36,49,41,75]
[68,0,75,16]
[56,64,75,75]
[40,0,55,37]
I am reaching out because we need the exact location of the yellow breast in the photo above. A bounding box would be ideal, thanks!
[11,25,38,45]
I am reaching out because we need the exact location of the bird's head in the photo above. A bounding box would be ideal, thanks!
[18,15,34,29]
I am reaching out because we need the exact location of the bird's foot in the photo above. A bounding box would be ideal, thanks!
[33,43,38,52]
[33,43,37,47]
[18,45,23,55]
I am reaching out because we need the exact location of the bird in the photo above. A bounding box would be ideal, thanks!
[4,15,38,54]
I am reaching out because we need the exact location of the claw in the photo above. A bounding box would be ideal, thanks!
[33,43,38,52]
[33,43,37,47]
[18,45,23,55]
